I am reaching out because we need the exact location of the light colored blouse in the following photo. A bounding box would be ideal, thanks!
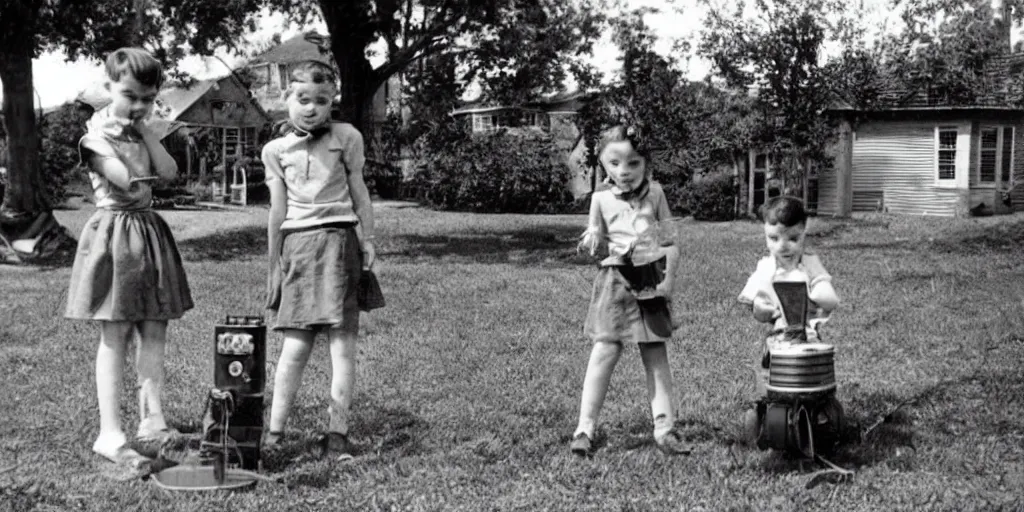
[583,181,673,266]
[78,108,154,211]
[262,122,365,231]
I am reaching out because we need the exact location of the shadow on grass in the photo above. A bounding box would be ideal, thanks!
[178,222,592,266]
[356,405,430,458]
[382,225,590,266]
[178,224,267,262]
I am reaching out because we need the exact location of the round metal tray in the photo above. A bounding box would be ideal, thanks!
[151,465,259,491]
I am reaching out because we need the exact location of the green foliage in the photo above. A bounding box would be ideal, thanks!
[698,0,867,184]
[38,104,91,207]
[678,171,738,221]
[874,0,1021,107]
[414,129,578,214]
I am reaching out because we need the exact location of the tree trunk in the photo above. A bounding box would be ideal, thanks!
[0,29,76,265]
[0,42,48,225]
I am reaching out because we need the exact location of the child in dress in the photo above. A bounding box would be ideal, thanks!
[262,61,377,459]
[737,197,839,432]
[65,48,193,468]
[571,125,691,456]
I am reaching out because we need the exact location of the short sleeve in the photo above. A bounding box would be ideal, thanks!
[78,134,118,168]
[337,124,365,174]
[738,257,775,304]
[261,141,284,183]
[801,253,832,289]
[650,182,671,221]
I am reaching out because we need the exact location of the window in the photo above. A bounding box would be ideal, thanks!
[976,126,1014,185]
[937,128,957,181]
[472,114,498,133]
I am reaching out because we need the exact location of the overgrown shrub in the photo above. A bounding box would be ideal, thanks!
[680,172,738,221]
[364,160,403,200]
[415,129,577,214]
[39,104,91,207]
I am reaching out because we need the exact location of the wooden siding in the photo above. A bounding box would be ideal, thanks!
[1014,118,1024,211]
[848,121,964,216]
[817,140,840,215]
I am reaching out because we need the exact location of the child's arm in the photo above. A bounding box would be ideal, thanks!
[341,125,376,270]
[578,193,604,255]
[739,258,782,323]
[803,254,839,313]
[263,143,287,309]
[81,137,135,190]
[137,123,178,180]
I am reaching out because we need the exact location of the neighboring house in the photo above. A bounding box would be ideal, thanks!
[821,14,1024,217]
[152,74,272,195]
[450,91,595,196]
[246,32,400,123]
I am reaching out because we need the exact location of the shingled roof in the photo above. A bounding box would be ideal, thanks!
[249,32,332,65]
[833,52,1024,112]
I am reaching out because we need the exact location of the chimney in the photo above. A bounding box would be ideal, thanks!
[993,0,1013,51]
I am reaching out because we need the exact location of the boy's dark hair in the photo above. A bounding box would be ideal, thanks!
[105,47,164,88]
[760,196,807,227]
[288,60,338,87]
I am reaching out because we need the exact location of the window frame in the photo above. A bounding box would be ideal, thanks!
[935,126,959,184]
[976,125,1014,187]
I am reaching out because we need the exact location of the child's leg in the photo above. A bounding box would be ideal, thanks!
[575,341,623,438]
[638,342,676,438]
[135,320,172,438]
[94,321,136,456]
[268,329,316,434]
[326,313,359,436]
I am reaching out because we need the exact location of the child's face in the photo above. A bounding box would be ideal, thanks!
[106,75,159,122]
[599,141,646,192]
[764,221,806,268]
[286,82,334,131]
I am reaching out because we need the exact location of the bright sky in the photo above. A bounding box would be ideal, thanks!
[14,0,956,108]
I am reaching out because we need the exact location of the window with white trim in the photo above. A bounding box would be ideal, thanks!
[977,126,1014,185]
[937,127,957,181]
[472,114,498,133]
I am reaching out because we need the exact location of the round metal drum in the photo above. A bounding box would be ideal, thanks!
[767,343,836,394]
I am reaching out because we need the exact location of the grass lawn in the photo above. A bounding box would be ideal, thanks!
[1,202,1023,511]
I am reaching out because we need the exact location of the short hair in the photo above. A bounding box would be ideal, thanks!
[761,196,807,227]
[105,47,164,88]
[596,125,650,161]
[288,60,338,88]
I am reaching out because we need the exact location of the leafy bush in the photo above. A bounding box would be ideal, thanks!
[39,104,91,207]
[415,129,577,214]
[364,159,403,200]
[680,171,738,221]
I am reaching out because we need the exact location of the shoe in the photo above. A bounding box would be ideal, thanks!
[263,431,285,449]
[318,432,354,461]
[137,415,180,444]
[655,429,693,455]
[569,433,592,456]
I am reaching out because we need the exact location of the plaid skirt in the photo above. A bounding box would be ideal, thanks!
[272,224,361,331]
[583,263,678,343]
[65,208,193,321]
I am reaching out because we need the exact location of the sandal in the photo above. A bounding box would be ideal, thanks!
[656,429,693,455]
[569,433,592,456]
[95,444,152,471]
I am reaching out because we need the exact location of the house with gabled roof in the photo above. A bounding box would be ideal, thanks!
[246,32,399,122]
[822,13,1024,217]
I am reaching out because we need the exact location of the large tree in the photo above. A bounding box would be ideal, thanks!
[269,0,605,136]
[0,0,265,261]
[698,0,867,187]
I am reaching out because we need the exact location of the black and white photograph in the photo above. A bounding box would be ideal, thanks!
[0,0,1022,509]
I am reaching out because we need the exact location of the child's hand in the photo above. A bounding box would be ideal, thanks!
[266,263,282,311]
[752,292,780,323]
[361,240,376,271]
[577,229,599,256]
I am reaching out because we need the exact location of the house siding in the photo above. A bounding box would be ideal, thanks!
[849,121,964,216]
[1014,116,1024,211]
